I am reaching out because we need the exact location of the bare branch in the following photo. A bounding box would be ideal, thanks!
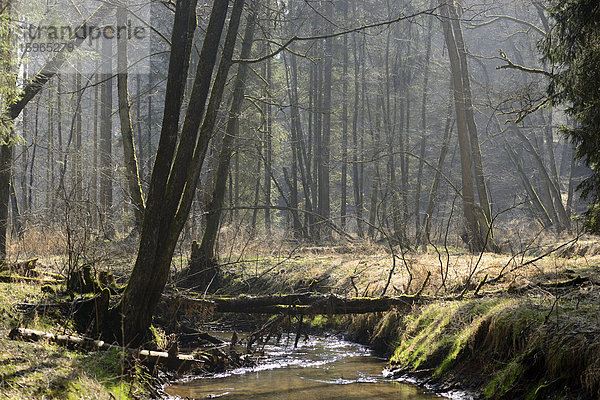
[233,6,441,63]
[468,14,546,35]
[496,49,551,77]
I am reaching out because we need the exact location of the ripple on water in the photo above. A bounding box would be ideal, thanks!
[165,334,444,400]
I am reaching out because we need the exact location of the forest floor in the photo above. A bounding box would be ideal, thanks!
[0,232,599,399]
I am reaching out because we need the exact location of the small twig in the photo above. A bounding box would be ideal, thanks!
[473,274,488,297]
[496,49,551,76]
[544,296,561,324]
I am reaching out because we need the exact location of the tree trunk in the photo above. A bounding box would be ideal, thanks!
[110,0,239,345]
[512,126,570,230]
[0,144,12,261]
[340,2,349,230]
[264,56,272,235]
[117,5,145,231]
[92,64,99,229]
[46,87,53,219]
[441,0,498,252]
[198,2,257,263]
[28,101,39,211]
[318,1,333,240]
[423,91,453,243]
[100,28,114,238]
[415,12,433,245]
[20,68,28,215]
[163,292,428,315]
[503,140,552,227]
[351,30,364,237]
[448,2,493,226]
[74,66,82,203]
[282,52,302,237]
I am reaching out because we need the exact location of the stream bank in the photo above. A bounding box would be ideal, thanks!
[339,293,599,400]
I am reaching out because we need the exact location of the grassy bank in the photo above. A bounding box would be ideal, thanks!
[207,236,600,399]
[340,285,600,399]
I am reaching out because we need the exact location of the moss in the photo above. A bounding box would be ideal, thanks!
[390,302,460,369]
[434,300,508,377]
[485,360,525,398]
[390,299,504,373]
[0,280,147,400]
[380,296,600,398]
[308,314,343,329]
[149,325,168,350]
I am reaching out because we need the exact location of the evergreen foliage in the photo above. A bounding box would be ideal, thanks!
[541,0,600,231]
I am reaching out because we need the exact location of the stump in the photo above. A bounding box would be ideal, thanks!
[178,241,221,293]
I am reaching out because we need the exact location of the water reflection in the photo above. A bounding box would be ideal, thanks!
[165,335,441,400]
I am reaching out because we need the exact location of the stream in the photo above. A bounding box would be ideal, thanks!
[164,333,445,399]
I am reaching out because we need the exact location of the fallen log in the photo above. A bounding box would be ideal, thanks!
[0,273,60,284]
[8,327,207,373]
[161,292,430,315]
[0,258,38,274]
[539,275,590,288]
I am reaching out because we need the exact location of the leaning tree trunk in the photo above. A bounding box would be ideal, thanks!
[108,0,247,345]
[440,0,498,253]
[198,3,257,266]
[117,5,145,231]
[423,90,453,243]
[448,2,493,227]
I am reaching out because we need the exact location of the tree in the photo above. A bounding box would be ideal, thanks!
[541,0,600,231]
[440,0,499,252]
[100,23,114,238]
[198,0,258,265]
[107,0,248,345]
[117,4,145,231]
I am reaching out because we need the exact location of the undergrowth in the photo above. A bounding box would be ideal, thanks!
[0,281,151,399]
[349,293,600,400]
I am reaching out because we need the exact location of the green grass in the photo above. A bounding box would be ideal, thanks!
[0,281,150,400]
[383,294,600,399]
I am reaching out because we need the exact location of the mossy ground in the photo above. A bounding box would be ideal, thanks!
[0,281,151,399]
[357,294,600,399]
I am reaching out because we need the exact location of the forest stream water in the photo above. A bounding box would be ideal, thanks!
[164,333,445,399]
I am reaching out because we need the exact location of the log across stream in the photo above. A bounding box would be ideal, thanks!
[164,332,449,400]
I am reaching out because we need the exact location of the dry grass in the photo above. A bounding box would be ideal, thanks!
[215,231,600,300]
[7,227,67,259]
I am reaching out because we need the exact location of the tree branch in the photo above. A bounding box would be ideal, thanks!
[496,49,551,77]
[233,6,441,63]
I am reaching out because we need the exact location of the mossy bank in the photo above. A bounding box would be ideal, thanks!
[339,293,600,400]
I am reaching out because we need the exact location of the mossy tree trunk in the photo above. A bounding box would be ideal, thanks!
[109,0,248,345]
[198,4,258,265]
[117,5,145,231]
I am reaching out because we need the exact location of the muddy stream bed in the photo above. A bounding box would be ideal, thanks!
[164,332,450,399]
